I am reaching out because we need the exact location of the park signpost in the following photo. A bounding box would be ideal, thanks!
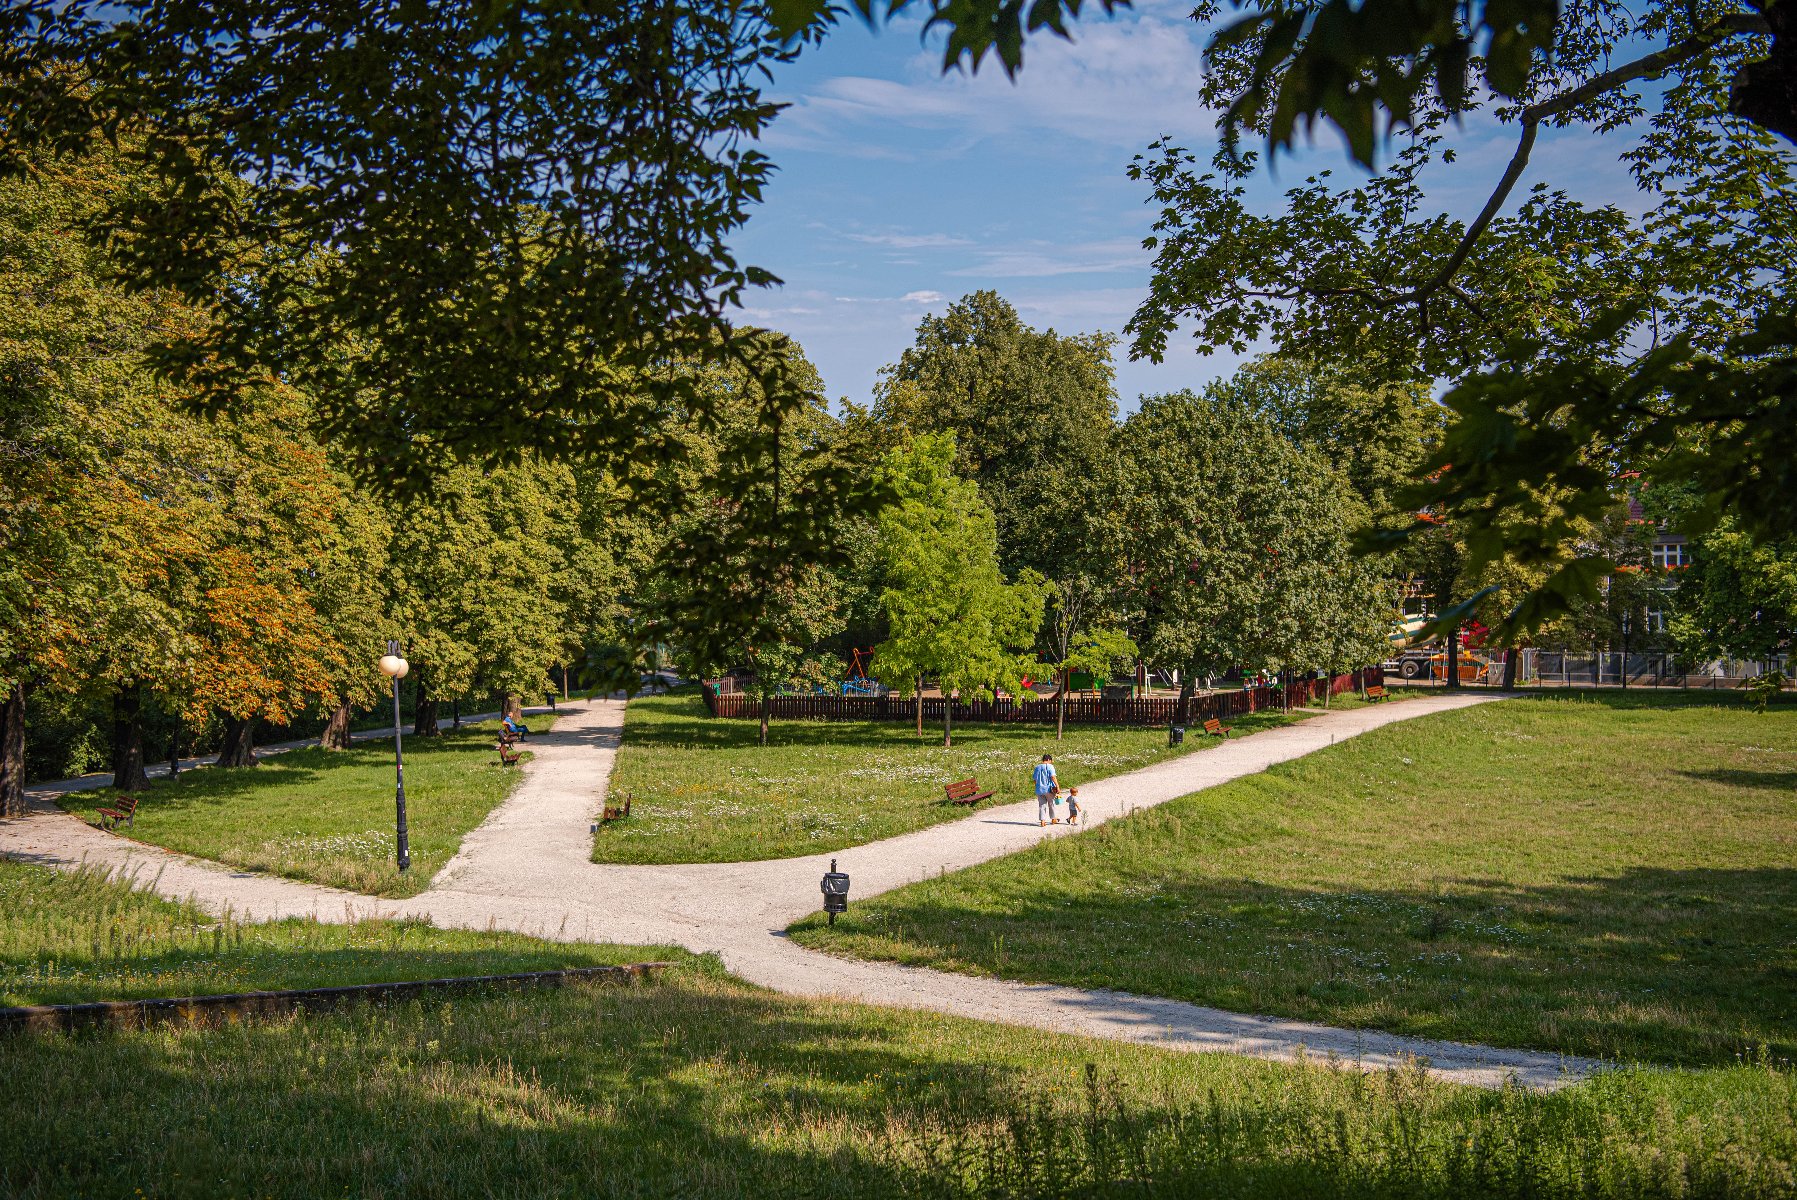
[378,642,413,872]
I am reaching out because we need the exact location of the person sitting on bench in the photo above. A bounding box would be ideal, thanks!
[502,714,530,739]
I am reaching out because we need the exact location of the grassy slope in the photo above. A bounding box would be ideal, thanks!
[60,717,552,897]
[791,693,1797,1066]
[0,859,684,1006]
[2,853,1792,1198]
[596,689,1299,864]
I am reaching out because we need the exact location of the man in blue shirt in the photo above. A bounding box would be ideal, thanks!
[1033,754,1059,826]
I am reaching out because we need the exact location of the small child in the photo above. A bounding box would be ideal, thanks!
[1065,786,1082,826]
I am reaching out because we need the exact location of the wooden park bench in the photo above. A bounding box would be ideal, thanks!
[1365,685,1389,702]
[944,777,995,806]
[97,794,139,830]
[601,791,633,823]
[1202,717,1233,738]
[496,741,522,767]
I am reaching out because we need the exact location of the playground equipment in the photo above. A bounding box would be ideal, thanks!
[842,647,882,695]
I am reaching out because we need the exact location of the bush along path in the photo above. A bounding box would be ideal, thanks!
[0,690,1593,1089]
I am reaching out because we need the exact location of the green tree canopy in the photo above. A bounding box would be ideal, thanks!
[1114,389,1391,719]
[873,434,1048,747]
[1122,0,1794,639]
[874,291,1118,578]
[387,460,578,736]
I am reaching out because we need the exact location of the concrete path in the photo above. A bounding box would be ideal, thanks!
[2,690,1598,1090]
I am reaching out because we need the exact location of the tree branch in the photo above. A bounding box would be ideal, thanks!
[1396,11,1771,308]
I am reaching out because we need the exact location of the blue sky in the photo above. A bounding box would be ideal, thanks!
[730,0,1647,414]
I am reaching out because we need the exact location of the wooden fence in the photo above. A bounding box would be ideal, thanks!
[701,667,1384,727]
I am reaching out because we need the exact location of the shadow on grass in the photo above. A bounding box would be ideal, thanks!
[8,971,1790,1198]
[797,865,1797,1067]
[5,977,1026,1197]
[63,722,524,818]
[1677,768,1797,791]
[627,692,1298,753]
[1504,687,1779,711]
[0,938,678,1007]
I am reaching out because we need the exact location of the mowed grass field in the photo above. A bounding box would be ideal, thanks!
[595,689,1299,864]
[2,861,1794,1198]
[792,693,1797,1066]
[60,717,550,897]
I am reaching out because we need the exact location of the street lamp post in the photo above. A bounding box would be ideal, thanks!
[1620,612,1632,691]
[378,641,412,872]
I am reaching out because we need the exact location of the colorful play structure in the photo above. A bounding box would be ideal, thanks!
[841,647,881,695]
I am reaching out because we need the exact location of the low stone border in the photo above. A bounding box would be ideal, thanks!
[0,961,675,1034]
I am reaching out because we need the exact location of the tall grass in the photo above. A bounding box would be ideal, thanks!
[3,969,1791,1198]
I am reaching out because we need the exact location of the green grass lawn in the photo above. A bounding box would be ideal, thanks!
[2,856,1792,1198]
[60,717,552,897]
[0,858,682,1006]
[597,689,1300,864]
[791,692,1797,1066]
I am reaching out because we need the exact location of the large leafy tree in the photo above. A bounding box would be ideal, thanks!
[1669,522,1797,664]
[2,2,796,485]
[1204,356,1443,518]
[874,435,1048,747]
[387,461,577,737]
[0,149,260,800]
[874,291,1118,578]
[1,2,876,682]
[643,331,858,724]
[1115,390,1390,722]
[1124,0,1794,635]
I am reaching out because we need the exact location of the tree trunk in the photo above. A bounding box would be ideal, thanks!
[943,693,953,749]
[414,670,439,738]
[504,694,522,721]
[1056,669,1067,741]
[0,681,25,818]
[1174,670,1196,727]
[217,716,259,768]
[452,698,461,728]
[1502,648,1520,690]
[168,717,182,778]
[915,675,924,738]
[1445,624,1462,690]
[320,701,353,750]
[758,692,771,747]
[110,686,152,793]
[562,666,570,699]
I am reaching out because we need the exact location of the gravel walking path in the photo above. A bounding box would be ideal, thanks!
[3,690,1598,1090]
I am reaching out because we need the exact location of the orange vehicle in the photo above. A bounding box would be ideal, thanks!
[1425,651,1492,683]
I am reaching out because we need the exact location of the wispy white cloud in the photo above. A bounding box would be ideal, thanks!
[945,235,1148,278]
[901,289,944,302]
[846,231,974,249]
[765,1,1217,156]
